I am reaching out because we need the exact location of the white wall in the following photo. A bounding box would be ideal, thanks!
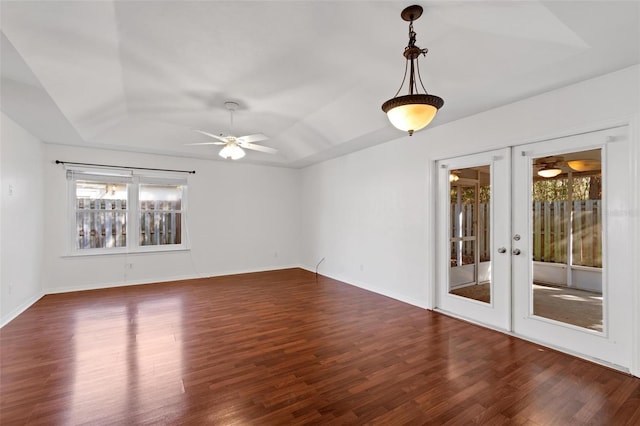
[300,142,432,307]
[42,144,301,293]
[300,65,640,310]
[1,112,45,326]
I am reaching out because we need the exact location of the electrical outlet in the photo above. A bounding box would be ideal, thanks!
[125,263,133,269]
[360,264,364,272]
[8,283,13,294]
[274,251,279,258]
[8,184,14,196]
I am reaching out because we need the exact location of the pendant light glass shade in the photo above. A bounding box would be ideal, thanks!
[219,143,245,160]
[384,96,439,134]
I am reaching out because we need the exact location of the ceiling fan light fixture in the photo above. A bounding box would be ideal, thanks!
[537,164,562,178]
[567,159,600,172]
[382,5,444,136]
[219,142,245,160]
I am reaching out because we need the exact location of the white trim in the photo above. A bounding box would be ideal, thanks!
[61,247,191,258]
[434,308,630,374]
[429,118,633,163]
[45,265,302,295]
[570,264,602,273]
[431,118,638,377]
[425,158,436,309]
[67,173,189,255]
[434,148,512,331]
[300,266,429,309]
[1,292,44,328]
[601,141,610,337]
[629,114,640,378]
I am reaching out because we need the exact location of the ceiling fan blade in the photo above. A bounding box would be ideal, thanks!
[244,143,278,154]
[194,129,228,142]
[185,142,226,146]
[237,133,268,144]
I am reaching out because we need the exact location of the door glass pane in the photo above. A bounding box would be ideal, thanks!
[449,166,491,303]
[531,149,603,331]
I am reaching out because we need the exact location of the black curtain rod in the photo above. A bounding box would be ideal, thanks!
[55,160,195,174]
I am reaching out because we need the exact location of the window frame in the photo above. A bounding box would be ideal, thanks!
[66,167,189,256]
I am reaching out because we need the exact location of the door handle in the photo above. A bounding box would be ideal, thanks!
[512,248,521,255]
[498,247,507,253]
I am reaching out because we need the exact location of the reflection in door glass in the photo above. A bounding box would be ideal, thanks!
[531,149,603,331]
[449,166,491,303]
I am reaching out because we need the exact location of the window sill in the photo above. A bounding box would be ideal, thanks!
[62,247,190,258]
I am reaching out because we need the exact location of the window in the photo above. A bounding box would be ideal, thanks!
[68,168,188,254]
[139,183,183,247]
[75,179,128,250]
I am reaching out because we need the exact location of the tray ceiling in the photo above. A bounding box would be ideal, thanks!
[1,1,638,168]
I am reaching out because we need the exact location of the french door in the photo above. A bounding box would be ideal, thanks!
[436,126,634,371]
[436,148,511,331]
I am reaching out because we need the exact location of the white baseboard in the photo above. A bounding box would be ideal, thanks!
[5,265,418,329]
[44,264,302,294]
[45,274,203,294]
[300,265,429,310]
[1,292,44,328]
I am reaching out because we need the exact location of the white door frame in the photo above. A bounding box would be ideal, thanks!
[631,116,640,378]
[435,148,511,331]
[511,126,633,371]
[430,119,639,377]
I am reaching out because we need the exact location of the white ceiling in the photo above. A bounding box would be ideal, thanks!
[1,1,638,168]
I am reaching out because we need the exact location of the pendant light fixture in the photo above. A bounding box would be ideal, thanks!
[382,5,444,136]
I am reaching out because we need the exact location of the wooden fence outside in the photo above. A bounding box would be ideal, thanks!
[532,200,602,268]
[450,203,490,264]
[76,198,181,249]
[139,200,182,246]
[451,200,602,268]
[76,198,127,249]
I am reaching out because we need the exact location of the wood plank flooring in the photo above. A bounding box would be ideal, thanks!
[1,268,639,425]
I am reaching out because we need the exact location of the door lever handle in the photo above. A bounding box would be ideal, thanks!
[512,248,521,255]
[498,247,507,253]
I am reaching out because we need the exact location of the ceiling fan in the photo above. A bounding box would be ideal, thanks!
[534,156,564,178]
[186,101,277,160]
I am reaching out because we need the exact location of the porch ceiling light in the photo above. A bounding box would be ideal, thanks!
[567,159,600,172]
[537,164,562,178]
[382,5,444,136]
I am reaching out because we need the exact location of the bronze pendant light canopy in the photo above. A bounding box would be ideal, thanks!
[382,5,444,136]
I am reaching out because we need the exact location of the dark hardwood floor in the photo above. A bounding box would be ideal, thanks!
[1,268,639,425]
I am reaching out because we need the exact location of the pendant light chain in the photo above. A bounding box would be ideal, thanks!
[407,20,417,95]
[408,20,417,48]
[409,18,429,96]
[394,15,432,99]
